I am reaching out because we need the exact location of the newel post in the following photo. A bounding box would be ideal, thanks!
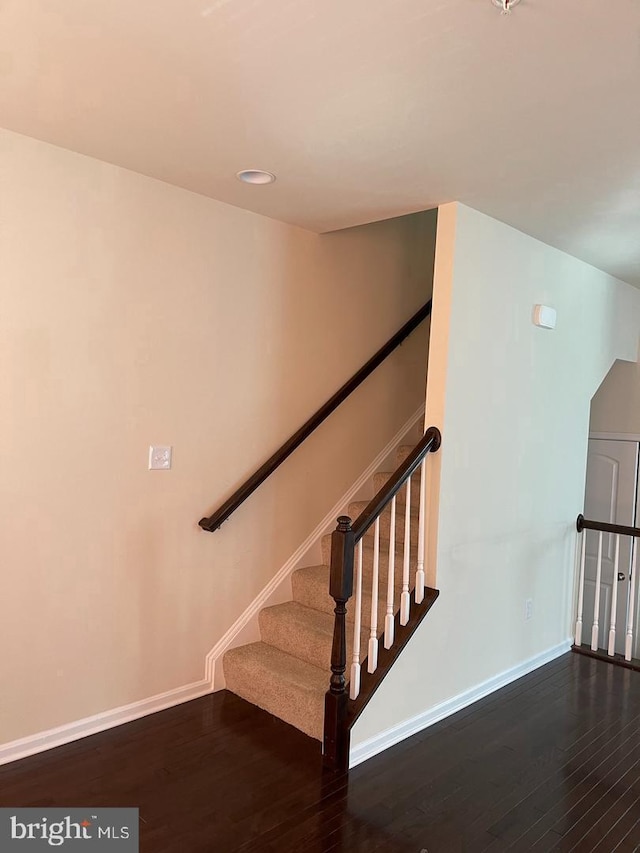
[323,515,355,771]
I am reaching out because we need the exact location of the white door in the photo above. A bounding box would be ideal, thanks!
[583,439,638,655]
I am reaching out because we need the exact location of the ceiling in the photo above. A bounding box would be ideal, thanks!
[1,0,639,285]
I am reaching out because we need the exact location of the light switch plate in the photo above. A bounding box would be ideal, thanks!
[149,446,172,470]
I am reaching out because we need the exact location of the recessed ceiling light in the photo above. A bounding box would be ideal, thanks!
[236,170,276,185]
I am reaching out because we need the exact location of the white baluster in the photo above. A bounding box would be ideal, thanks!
[591,531,603,651]
[575,529,586,647]
[415,459,427,604]
[400,477,411,626]
[608,534,621,657]
[349,540,363,700]
[367,518,380,673]
[384,496,396,649]
[625,538,638,662]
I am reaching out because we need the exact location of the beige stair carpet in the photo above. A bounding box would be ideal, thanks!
[223,443,420,741]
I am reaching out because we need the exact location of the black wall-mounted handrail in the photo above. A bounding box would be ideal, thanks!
[576,514,640,539]
[199,299,433,532]
[352,426,441,541]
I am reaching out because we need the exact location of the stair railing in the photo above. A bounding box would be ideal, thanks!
[324,426,441,771]
[199,300,432,532]
[574,514,640,663]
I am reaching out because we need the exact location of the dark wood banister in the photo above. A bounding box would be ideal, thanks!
[323,425,441,771]
[352,426,441,541]
[199,299,433,532]
[576,514,640,539]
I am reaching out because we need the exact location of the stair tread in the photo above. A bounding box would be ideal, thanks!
[374,469,422,495]
[225,641,327,692]
[261,599,385,636]
[397,444,417,456]
[224,642,326,740]
[261,600,334,639]
[321,533,409,562]
[348,499,419,518]
[376,469,421,478]
[292,564,406,630]
[260,600,370,671]
[294,563,404,592]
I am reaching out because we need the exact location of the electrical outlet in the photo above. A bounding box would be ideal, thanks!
[149,446,172,470]
[525,598,533,621]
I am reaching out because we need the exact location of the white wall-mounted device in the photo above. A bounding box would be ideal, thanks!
[533,305,557,330]
[149,446,172,470]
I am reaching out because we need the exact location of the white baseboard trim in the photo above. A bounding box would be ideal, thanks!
[0,679,212,767]
[349,639,573,769]
[0,406,426,769]
[205,404,426,685]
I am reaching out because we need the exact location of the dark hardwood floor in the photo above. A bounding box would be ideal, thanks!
[2,653,640,851]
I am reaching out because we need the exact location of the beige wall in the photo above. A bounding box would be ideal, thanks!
[352,202,640,753]
[590,359,640,435]
[0,128,436,746]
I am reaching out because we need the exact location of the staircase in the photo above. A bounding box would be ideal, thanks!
[223,443,424,741]
[199,300,440,769]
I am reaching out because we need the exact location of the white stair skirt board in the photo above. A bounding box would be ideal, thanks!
[205,404,426,689]
[349,639,572,770]
[0,679,211,768]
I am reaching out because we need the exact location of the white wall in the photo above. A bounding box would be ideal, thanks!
[352,202,640,753]
[0,128,436,747]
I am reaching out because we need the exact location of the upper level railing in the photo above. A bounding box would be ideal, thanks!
[576,514,640,539]
[574,514,640,664]
[324,426,441,770]
[199,300,433,532]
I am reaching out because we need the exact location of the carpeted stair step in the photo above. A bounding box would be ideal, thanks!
[320,534,417,589]
[222,438,430,743]
[292,564,404,629]
[321,533,401,566]
[348,500,419,547]
[223,642,326,741]
[373,470,422,507]
[396,444,417,466]
[259,600,369,671]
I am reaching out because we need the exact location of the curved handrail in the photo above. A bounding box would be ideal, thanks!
[199,299,432,532]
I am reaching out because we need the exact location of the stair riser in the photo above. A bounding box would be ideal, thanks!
[223,656,324,741]
[364,555,416,591]
[350,512,420,551]
[321,513,418,565]
[372,471,422,506]
[319,543,420,608]
[321,534,417,579]
[358,554,418,595]
[396,445,417,466]
[292,569,404,630]
[259,609,369,672]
